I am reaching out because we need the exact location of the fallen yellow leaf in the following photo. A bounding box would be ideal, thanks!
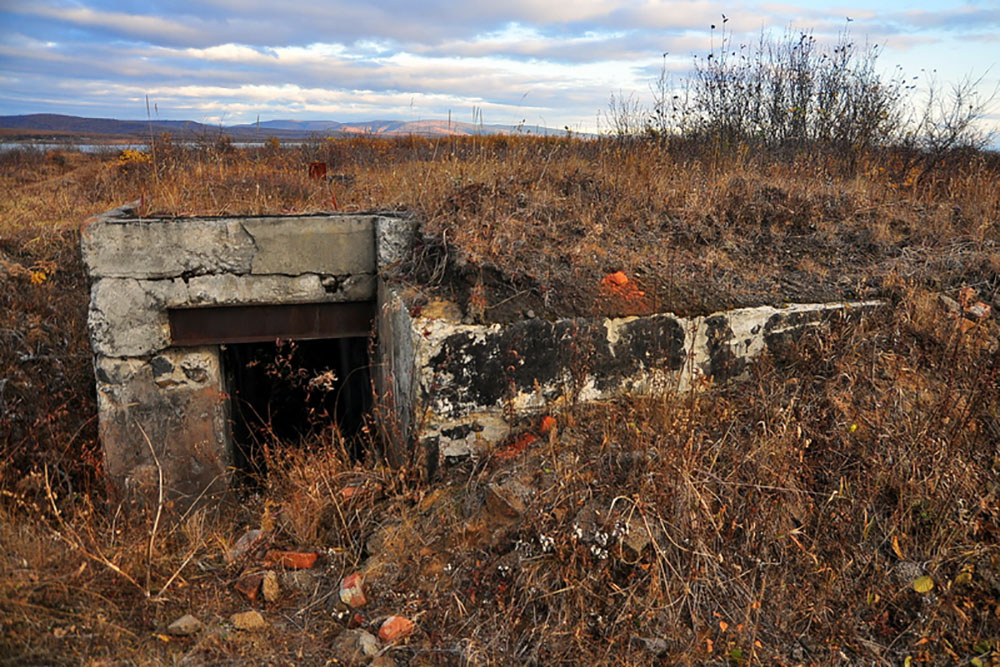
[913,576,934,594]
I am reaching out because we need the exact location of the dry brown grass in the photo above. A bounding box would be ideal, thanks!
[1,137,998,664]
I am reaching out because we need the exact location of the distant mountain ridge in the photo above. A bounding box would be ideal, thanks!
[0,113,569,141]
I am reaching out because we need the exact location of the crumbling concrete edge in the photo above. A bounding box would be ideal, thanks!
[380,292,884,460]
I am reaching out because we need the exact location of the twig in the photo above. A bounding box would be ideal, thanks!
[43,464,146,596]
[484,289,531,311]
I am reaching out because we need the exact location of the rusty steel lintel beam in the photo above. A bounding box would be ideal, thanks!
[168,302,374,346]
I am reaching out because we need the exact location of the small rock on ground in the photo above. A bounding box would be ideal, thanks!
[378,616,415,642]
[231,610,266,631]
[279,570,317,593]
[340,572,367,608]
[331,629,380,664]
[230,529,265,561]
[262,570,280,602]
[167,614,203,636]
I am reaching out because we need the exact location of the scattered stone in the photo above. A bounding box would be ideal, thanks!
[484,477,534,519]
[264,550,319,569]
[893,560,924,586]
[234,572,265,601]
[340,572,367,608]
[966,302,992,321]
[262,570,280,602]
[167,614,203,636]
[619,516,652,556]
[635,636,669,656]
[331,629,380,664]
[280,570,318,593]
[939,294,961,314]
[231,610,266,631]
[230,529,266,562]
[378,615,415,642]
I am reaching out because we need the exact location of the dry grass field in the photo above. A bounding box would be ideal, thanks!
[1,132,999,665]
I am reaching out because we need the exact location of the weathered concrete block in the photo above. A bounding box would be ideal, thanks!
[95,348,229,503]
[375,216,419,269]
[186,272,375,305]
[243,216,374,275]
[88,278,183,357]
[83,217,257,279]
[376,286,419,465]
[82,207,394,504]
[89,273,379,357]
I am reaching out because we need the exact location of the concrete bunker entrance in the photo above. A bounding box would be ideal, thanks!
[82,203,880,506]
[168,301,376,480]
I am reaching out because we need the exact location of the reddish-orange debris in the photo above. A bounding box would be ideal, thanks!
[494,432,537,460]
[602,271,630,287]
[600,271,649,309]
[339,572,367,608]
[340,483,382,502]
[378,615,415,642]
[234,572,264,601]
[308,161,327,180]
[539,415,557,434]
[263,550,319,569]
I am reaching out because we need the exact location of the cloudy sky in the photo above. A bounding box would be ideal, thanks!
[1,0,998,133]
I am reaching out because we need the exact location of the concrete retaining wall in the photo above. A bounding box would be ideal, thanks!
[380,291,881,460]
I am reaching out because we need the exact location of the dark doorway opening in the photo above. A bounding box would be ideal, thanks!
[222,336,372,483]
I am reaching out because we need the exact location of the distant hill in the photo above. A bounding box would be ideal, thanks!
[0,114,570,142]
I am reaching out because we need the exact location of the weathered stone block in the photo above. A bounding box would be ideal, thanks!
[83,217,256,279]
[243,216,374,275]
[88,278,183,357]
[95,348,229,503]
[376,216,418,269]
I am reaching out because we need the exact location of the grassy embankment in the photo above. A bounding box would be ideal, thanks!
[0,132,998,664]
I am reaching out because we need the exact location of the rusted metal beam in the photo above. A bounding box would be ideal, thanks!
[168,302,374,346]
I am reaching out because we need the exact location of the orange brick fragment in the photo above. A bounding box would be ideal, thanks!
[379,615,415,642]
[601,271,629,287]
[234,572,264,601]
[263,550,318,569]
[539,415,557,434]
[339,572,367,608]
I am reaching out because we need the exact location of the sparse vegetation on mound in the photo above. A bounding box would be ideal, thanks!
[1,125,998,664]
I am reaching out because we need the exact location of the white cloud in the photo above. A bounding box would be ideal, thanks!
[20,4,208,45]
[0,0,996,136]
[182,44,277,63]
